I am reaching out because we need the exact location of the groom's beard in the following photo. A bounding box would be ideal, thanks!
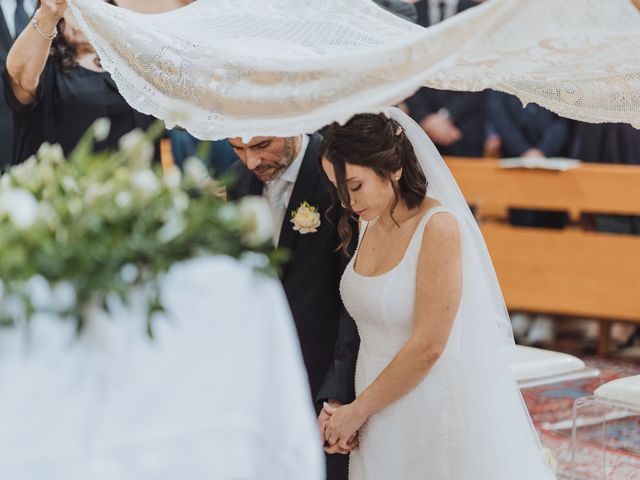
[255,139,296,182]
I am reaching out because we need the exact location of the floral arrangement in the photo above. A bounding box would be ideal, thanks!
[0,120,281,334]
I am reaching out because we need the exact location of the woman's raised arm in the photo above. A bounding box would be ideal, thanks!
[6,1,67,105]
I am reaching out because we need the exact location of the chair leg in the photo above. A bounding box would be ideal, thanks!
[598,320,611,356]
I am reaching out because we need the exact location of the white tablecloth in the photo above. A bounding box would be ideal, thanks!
[0,256,323,480]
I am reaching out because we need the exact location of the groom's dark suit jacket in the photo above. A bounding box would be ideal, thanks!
[228,133,359,408]
[228,133,359,480]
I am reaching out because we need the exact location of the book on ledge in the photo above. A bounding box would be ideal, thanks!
[499,157,582,171]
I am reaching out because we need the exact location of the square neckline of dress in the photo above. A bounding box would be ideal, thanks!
[351,205,446,279]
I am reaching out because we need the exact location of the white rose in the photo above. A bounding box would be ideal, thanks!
[119,129,154,169]
[183,156,210,186]
[38,202,59,229]
[62,176,79,193]
[238,196,274,246]
[92,117,111,142]
[172,191,190,212]
[84,183,113,205]
[218,203,238,223]
[120,263,139,283]
[291,202,321,234]
[164,168,182,191]
[25,275,53,310]
[37,142,64,165]
[67,197,83,216]
[131,170,161,197]
[115,191,133,208]
[0,188,40,230]
[51,282,77,311]
[10,156,37,182]
[158,210,186,243]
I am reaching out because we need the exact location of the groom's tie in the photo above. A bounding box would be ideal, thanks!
[14,0,30,39]
[264,176,290,246]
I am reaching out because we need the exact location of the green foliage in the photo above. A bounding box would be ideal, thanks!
[0,121,280,333]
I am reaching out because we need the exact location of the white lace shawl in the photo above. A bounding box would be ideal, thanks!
[66,0,640,139]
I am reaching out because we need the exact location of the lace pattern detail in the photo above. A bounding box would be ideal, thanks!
[66,0,640,142]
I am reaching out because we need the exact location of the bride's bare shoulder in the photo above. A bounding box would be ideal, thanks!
[419,200,459,250]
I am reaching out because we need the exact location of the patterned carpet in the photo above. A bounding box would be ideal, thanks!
[522,356,640,479]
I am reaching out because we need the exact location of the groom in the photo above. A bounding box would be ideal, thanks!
[227,133,359,480]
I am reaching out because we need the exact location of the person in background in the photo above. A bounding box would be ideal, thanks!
[3,0,159,167]
[170,129,238,175]
[373,0,417,22]
[569,121,640,349]
[0,0,36,169]
[487,90,571,346]
[406,0,487,157]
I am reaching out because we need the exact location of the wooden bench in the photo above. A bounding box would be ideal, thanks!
[445,157,640,355]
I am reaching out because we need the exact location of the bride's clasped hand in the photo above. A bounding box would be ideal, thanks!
[321,401,365,453]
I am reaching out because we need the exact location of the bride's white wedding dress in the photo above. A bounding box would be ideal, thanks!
[342,206,467,479]
[337,109,556,480]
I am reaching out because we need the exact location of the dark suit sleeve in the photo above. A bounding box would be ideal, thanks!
[446,90,485,125]
[315,305,359,405]
[406,87,436,124]
[315,219,360,407]
[537,115,570,157]
[487,90,532,156]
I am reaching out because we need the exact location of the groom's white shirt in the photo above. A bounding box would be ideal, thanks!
[263,134,309,246]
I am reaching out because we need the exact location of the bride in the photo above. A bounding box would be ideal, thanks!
[319,108,555,479]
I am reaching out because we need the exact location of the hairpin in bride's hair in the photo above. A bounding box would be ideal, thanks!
[395,125,403,136]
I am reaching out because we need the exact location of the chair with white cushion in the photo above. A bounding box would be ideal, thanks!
[571,375,640,480]
[510,345,601,389]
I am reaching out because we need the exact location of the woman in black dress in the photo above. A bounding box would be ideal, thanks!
[3,0,157,167]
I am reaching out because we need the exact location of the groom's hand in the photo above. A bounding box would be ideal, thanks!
[324,433,359,455]
[317,399,342,444]
[322,402,360,454]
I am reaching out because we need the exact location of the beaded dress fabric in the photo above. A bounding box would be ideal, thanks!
[341,207,467,479]
[340,198,554,479]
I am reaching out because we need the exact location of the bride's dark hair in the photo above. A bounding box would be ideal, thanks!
[320,112,427,255]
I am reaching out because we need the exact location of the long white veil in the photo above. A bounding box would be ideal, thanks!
[385,107,555,478]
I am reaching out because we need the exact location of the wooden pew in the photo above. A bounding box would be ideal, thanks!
[445,158,640,355]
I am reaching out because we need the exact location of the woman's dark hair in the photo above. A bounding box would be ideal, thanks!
[320,112,427,255]
[37,0,118,74]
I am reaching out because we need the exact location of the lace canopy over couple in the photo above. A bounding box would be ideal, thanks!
[229,108,555,480]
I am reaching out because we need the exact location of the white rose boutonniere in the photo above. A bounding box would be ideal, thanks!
[291,201,321,234]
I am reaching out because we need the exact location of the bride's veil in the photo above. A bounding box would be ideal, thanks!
[385,107,555,478]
